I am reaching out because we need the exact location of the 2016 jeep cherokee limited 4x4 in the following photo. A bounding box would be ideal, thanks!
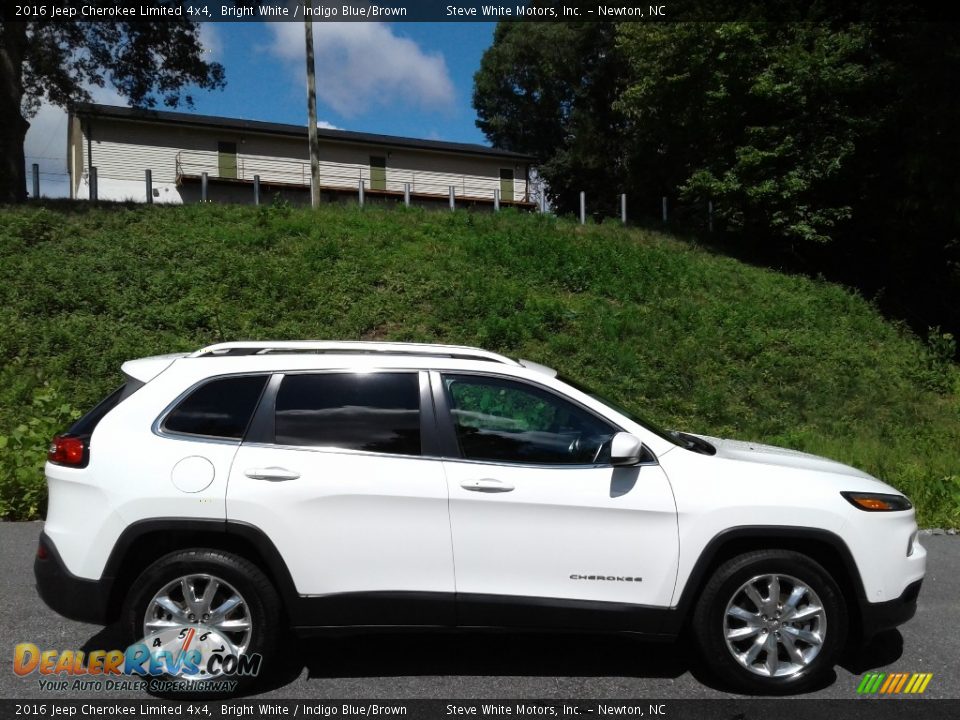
[35,341,925,694]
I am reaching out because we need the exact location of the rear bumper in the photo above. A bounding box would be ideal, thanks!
[858,579,922,638]
[34,532,113,625]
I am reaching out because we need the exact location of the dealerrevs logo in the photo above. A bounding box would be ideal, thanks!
[14,626,260,693]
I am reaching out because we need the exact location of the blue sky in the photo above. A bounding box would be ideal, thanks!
[25,22,499,196]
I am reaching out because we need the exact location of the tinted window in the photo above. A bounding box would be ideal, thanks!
[69,380,143,437]
[443,374,616,465]
[275,373,421,455]
[164,375,267,439]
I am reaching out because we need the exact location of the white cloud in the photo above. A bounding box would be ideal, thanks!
[199,23,223,60]
[318,120,340,130]
[268,23,455,118]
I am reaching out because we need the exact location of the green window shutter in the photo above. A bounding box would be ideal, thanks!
[499,168,514,201]
[370,156,386,191]
[218,141,237,179]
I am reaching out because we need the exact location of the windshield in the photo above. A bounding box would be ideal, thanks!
[558,376,683,447]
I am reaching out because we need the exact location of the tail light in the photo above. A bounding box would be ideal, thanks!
[48,435,87,467]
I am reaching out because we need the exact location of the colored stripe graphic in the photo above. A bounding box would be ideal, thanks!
[905,673,933,694]
[857,673,884,693]
[893,673,910,693]
[880,674,897,693]
[857,672,933,694]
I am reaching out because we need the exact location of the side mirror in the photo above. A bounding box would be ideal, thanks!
[610,432,645,466]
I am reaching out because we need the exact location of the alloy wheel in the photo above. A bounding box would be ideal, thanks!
[723,573,827,678]
[143,573,253,657]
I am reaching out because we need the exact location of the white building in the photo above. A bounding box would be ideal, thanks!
[67,103,534,208]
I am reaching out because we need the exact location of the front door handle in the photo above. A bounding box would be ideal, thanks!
[460,478,514,493]
[245,467,301,481]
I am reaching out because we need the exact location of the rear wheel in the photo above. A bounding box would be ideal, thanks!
[121,549,281,695]
[692,550,847,694]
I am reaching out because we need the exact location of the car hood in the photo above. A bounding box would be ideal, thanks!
[691,434,876,481]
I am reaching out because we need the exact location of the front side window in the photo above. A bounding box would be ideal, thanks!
[443,374,616,465]
[275,373,421,456]
[164,375,267,439]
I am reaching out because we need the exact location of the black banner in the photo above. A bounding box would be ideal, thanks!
[2,1,958,23]
[2,700,960,720]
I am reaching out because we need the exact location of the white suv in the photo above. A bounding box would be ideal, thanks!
[36,341,925,694]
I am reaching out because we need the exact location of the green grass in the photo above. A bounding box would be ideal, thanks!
[1,201,958,525]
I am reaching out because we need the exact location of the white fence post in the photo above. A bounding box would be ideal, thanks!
[494,188,500,212]
[621,193,627,224]
[404,182,411,207]
[254,175,261,205]
[579,191,586,225]
[201,172,208,202]
[449,186,455,211]
[358,179,365,206]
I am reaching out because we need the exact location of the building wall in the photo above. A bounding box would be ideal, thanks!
[70,116,529,204]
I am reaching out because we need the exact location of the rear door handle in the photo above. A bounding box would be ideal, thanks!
[460,478,514,493]
[244,467,300,481]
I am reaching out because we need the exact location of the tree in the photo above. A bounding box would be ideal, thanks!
[0,18,225,203]
[616,21,884,243]
[473,20,626,216]
[473,12,960,340]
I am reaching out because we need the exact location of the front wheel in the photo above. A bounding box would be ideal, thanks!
[120,549,282,695]
[692,550,848,694]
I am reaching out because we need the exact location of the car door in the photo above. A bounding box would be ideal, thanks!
[226,370,455,625]
[434,371,679,630]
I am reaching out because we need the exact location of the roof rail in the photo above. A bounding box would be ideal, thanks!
[188,341,521,366]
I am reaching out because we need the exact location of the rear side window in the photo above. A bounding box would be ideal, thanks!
[164,375,267,439]
[69,379,144,437]
[275,372,421,456]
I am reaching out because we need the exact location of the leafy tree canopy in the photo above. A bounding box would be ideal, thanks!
[473,17,960,341]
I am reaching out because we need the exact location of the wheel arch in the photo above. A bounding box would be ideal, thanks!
[103,519,300,623]
[671,526,865,638]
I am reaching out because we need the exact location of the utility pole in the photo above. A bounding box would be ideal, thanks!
[304,19,321,208]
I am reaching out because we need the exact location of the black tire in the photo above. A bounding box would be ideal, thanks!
[120,549,282,696]
[692,549,848,695]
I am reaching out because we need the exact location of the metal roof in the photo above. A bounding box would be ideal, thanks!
[72,102,533,162]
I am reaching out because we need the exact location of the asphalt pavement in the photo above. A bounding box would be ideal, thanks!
[1,521,957,702]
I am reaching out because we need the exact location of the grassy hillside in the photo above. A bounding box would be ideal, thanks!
[1,201,957,526]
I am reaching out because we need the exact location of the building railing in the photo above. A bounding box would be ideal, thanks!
[175,150,529,203]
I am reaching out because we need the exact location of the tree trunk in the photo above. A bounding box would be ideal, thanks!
[0,22,29,204]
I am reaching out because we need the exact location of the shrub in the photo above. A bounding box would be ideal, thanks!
[0,386,79,520]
